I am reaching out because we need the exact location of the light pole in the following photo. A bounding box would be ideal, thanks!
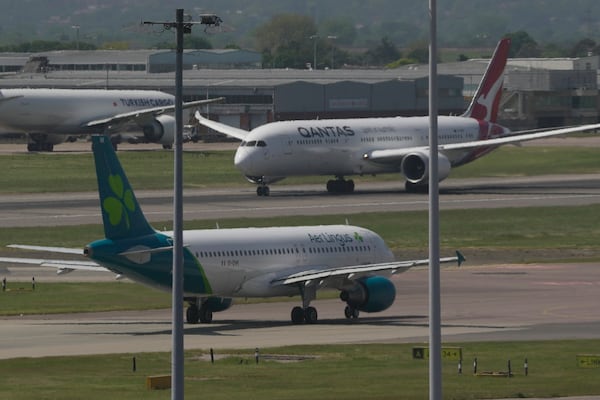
[143,10,221,400]
[310,34,319,70]
[428,0,442,399]
[327,35,337,69]
[71,25,80,50]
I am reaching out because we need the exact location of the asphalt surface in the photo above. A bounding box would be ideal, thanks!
[1,174,600,228]
[1,262,600,360]
[1,138,599,399]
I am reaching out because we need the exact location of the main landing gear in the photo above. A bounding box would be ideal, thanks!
[326,177,355,194]
[185,298,213,324]
[291,284,319,324]
[256,184,270,196]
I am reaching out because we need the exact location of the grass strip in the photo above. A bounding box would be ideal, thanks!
[2,205,599,259]
[1,341,599,399]
[1,146,600,193]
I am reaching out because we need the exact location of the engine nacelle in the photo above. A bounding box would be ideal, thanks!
[401,151,451,184]
[142,114,175,145]
[340,276,396,313]
[203,296,233,312]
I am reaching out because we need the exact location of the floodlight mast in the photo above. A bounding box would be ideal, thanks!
[428,0,442,399]
[142,9,222,400]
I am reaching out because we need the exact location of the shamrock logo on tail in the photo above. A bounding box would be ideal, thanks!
[103,174,136,229]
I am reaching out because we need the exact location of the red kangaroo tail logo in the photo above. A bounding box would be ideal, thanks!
[462,38,511,123]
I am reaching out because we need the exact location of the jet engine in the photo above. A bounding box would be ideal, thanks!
[401,151,451,185]
[339,276,396,313]
[141,114,175,146]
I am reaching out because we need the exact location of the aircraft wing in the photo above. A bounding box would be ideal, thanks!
[195,111,249,141]
[440,122,600,151]
[363,123,600,164]
[84,97,225,129]
[271,251,464,287]
[1,244,112,275]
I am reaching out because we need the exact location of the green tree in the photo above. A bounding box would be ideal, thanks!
[321,17,357,46]
[505,31,541,57]
[253,14,317,68]
[364,37,401,66]
[153,35,212,50]
[569,38,597,57]
[0,40,96,52]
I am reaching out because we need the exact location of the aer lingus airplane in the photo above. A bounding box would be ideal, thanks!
[196,38,600,196]
[0,88,222,151]
[0,134,463,324]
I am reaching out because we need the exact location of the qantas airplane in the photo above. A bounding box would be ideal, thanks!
[0,88,222,151]
[0,134,463,324]
[196,38,600,196]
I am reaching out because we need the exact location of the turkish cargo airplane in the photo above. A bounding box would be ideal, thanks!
[196,38,600,196]
[0,134,463,324]
[0,88,222,151]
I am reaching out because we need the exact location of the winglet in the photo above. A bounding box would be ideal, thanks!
[462,38,511,123]
[92,135,155,240]
[456,250,466,267]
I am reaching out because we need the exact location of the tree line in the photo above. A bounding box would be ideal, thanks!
[2,14,600,69]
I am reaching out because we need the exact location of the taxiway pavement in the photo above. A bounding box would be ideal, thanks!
[1,262,599,359]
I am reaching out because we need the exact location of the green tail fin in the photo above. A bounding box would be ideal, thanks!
[92,135,155,240]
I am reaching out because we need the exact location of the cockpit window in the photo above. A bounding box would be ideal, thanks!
[246,140,257,147]
[240,141,247,146]
[256,140,267,147]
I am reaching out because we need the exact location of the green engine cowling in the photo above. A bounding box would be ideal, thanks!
[340,276,396,313]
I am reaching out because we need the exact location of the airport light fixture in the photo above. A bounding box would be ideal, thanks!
[310,34,319,70]
[327,35,338,69]
[142,10,222,400]
[71,25,80,50]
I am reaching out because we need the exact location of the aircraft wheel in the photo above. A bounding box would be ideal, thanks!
[344,306,359,319]
[345,180,355,193]
[199,304,213,323]
[257,186,270,196]
[304,306,318,324]
[186,305,199,324]
[291,306,305,324]
[326,180,334,193]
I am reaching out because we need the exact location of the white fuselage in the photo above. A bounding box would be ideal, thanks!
[179,225,394,298]
[234,115,508,178]
[0,88,174,134]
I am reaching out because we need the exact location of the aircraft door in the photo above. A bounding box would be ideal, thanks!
[294,244,306,266]
[280,136,293,156]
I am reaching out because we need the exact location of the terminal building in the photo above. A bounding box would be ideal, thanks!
[0,48,598,139]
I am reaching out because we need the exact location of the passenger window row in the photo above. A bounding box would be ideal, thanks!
[195,245,371,259]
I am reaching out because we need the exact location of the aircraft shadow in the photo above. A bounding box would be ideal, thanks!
[64,314,509,338]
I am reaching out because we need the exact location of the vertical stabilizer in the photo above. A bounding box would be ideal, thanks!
[92,135,155,240]
[462,38,511,123]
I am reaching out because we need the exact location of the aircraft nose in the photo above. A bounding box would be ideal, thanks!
[234,147,253,173]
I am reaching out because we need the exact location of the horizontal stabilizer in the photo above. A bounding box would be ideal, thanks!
[8,244,83,255]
